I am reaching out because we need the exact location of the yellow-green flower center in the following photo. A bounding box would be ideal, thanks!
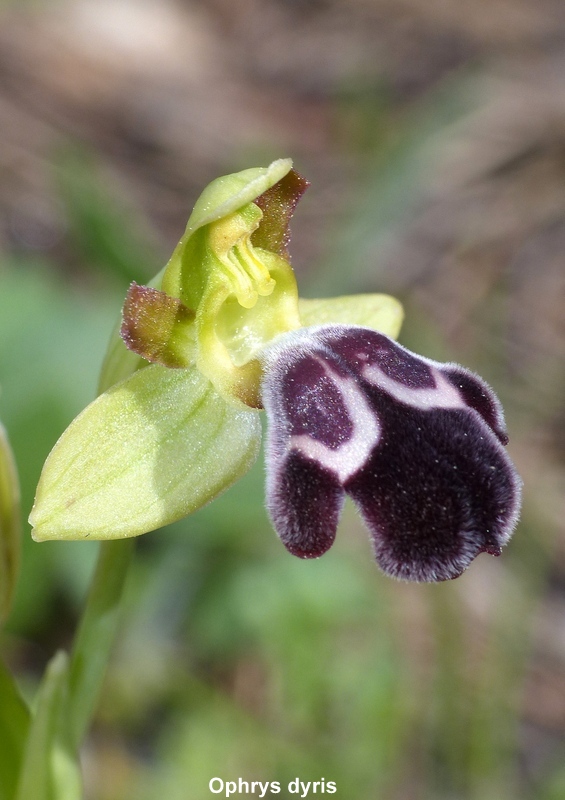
[208,206,276,308]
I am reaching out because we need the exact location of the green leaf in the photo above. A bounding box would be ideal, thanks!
[15,651,81,800]
[0,659,30,800]
[29,365,261,541]
[0,422,20,624]
[298,294,403,338]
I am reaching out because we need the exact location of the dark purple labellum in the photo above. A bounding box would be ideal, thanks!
[261,325,522,582]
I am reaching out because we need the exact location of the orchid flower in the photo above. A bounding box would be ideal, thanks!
[29,159,521,581]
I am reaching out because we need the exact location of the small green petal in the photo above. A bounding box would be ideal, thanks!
[121,283,196,368]
[29,365,261,541]
[0,423,20,625]
[252,168,310,257]
[298,294,404,339]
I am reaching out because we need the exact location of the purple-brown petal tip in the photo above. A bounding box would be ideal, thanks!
[252,168,310,258]
[266,451,343,558]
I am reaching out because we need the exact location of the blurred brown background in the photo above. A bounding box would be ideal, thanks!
[1,1,565,798]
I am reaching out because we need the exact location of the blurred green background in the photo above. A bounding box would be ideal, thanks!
[1,0,565,798]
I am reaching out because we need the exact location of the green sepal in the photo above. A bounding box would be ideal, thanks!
[0,423,20,625]
[185,159,293,239]
[299,294,404,339]
[29,364,261,541]
[97,315,145,395]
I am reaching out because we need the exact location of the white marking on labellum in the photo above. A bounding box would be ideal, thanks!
[289,361,380,483]
[362,363,465,411]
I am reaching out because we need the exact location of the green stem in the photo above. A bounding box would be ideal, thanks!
[67,538,134,749]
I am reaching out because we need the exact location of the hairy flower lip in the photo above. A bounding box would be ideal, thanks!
[261,324,522,582]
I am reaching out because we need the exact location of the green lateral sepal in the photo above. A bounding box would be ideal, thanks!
[29,364,261,541]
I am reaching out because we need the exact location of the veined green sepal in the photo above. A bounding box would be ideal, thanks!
[29,365,261,541]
